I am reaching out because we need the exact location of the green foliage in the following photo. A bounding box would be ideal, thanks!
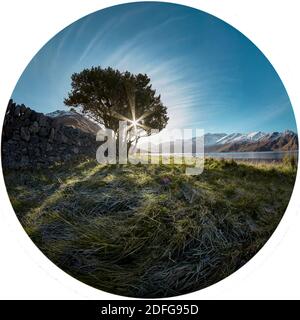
[4,158,296,297]
[64,66,169,141]
[283,154,298,170]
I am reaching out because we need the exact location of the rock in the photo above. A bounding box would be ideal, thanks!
[64,154,72,161]
[30,112,38,122]
[3,126,13,139]
[12,132,21,141]
[8,99,13,109]
[29,121,39,134]
[14,106,21,117]
[20,155,30,167]
[24,108,32,118]
[20,127,30,142]
[48,128,55,142]
[30,135,39,144]
[7,99,14,114]
[20,104,27,114]
[39,126,49,137]
[23,118,31,126]
[38,114,48,127]
[46,143,53,152]
[34,148,41,157]
[61,133,69,144]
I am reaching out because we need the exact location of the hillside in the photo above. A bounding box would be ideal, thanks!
[204,131,298,152]
[154,131,298,153]
[47,110,100,135]
[4,157,297,297]
[2,102,298,298]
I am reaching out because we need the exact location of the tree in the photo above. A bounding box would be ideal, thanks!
[64,66,168,155]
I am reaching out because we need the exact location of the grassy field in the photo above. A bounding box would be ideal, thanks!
[3,157,297,297]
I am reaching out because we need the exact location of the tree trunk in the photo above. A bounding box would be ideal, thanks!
[127,141,132,157]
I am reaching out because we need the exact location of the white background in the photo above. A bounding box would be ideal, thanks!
[0,0,300,300]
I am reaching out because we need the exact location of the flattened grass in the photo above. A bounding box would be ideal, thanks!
[3,158,297,297]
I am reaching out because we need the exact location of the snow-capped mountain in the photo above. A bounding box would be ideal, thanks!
[204,131,298,152]
[191,132,270,147]
[45,111,298,153]
[214,131,267,145]
[46,109,100,135]
[155,131,298,153]
[202,133,227,146]
[46,110,76,118]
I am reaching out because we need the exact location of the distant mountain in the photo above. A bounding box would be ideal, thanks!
[150,131,298,153]
[45,112,298,153]
[204,130,298,152]
[213,131,267,145]
[47,110,100,135]
[203,133,227,146]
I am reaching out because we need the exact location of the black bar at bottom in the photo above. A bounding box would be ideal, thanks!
[0,300,295,319]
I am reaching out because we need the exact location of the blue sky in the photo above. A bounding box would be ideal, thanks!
[12,1,297,134]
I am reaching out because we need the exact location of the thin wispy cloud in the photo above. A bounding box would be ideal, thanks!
[77,19,118,64]
[12,2,296,134]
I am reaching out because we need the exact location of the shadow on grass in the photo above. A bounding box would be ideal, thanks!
[3,158,297,297]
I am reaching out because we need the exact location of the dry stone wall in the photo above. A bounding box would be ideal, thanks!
[2,100,99,169]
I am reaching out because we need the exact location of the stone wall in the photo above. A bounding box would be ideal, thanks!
[2,100,99,169]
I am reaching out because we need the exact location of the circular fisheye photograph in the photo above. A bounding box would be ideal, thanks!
[1,2,298,298]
